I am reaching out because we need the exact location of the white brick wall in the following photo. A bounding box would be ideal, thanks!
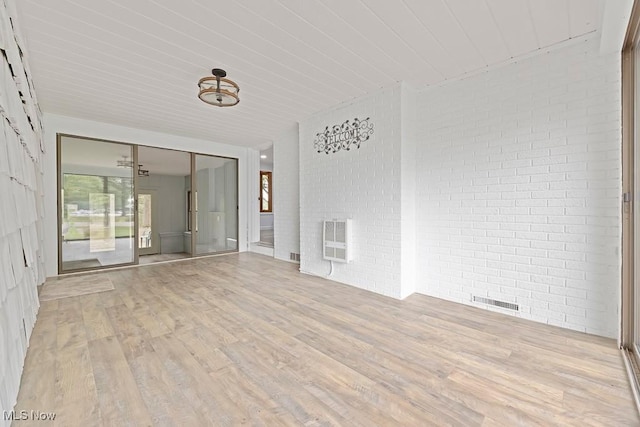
[416,36,621,337]
[400,84,418,298]
[299,85,405,298]
[273,124,300,262]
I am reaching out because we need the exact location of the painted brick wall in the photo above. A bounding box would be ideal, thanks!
[415,37,621,337]
[273,124,300,262]
[400,84,418,298]
[299,85,404,298]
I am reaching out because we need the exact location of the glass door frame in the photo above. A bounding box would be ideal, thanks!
[621,0,640,410]
[190,152,240,258]
[56,133,140,273]
[57,133,241,274]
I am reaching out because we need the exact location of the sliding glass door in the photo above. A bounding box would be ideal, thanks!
[58,135,240,273]
[193,154,238,255]
[58,135,238,273]
[634,38,640,356]
[59,135,136,272]
[622,6,640,400]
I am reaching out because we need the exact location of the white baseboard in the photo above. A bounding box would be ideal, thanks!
[249,244,274,257]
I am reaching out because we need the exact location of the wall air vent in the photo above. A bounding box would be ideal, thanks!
[472,296,519,311]
[289,252,300,262]
[323,219,352,263]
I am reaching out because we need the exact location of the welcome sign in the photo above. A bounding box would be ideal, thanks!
[314,117,374,154]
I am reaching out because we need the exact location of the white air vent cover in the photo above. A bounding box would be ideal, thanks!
[323,219,352,263]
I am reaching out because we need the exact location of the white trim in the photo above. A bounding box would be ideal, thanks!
[249,243,274,257]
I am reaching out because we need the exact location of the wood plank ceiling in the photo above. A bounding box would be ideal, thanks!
[16,0,602,148]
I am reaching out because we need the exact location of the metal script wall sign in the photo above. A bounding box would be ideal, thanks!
[314,117,374,154]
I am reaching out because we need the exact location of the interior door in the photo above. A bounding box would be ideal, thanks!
[138,189,159,255]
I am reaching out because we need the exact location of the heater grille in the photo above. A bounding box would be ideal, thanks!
[323,219,352,263]
[289,252,300,262]
[472,296,519,311]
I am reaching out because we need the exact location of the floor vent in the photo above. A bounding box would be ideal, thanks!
[290,252,300,262]
[472,296,519,311]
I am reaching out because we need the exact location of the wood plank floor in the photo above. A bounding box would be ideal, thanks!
[13,253,639,426]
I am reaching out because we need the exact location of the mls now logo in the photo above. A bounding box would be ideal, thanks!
[3,410,56,421]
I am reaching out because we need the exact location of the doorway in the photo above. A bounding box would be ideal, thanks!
[137,146,191,265]
[259,145,274,247]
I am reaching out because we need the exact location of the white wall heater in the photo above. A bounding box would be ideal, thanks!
[323,219,352,263]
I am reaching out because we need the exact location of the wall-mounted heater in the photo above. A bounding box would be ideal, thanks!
[323,219,352,263]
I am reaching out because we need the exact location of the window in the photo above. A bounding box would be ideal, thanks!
[260,171,272,212]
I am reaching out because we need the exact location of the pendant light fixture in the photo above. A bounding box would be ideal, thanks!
[116,155,134,168]
[137,164,149,177]
[197,68,239,107]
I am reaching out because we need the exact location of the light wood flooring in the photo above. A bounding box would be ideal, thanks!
[38,274,114,302]
[13,253,639,426]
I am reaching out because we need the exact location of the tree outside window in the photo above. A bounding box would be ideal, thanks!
[260,171,272,212]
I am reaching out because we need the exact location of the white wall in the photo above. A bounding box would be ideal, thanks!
[138,173,188,234]
[196,168,211,244]
[247,149,261,243]
[299,85,406,298]
[416,36,621,337]
[260,161,273,171]
[400,84,418,298]
[223,160,238,241]
[260,214,274,230]
[0,0,44,422]
[260,152,273,172]
[273,124,300,261]
[42,114,251,277]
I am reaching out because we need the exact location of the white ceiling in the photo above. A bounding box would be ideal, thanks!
[17,0,604,148]
[260,146,274,170]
